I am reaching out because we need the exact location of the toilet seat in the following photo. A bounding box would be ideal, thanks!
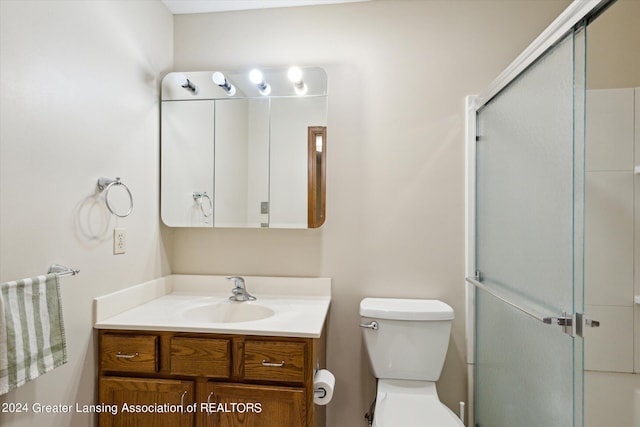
[372,380,464,427]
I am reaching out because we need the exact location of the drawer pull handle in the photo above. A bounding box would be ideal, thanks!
[116,352,139,359]
[180,390,188,407]
[262,360,285,367]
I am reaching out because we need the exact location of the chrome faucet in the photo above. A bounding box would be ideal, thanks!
[227,276,256,302]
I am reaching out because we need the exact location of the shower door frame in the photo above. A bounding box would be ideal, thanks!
[464,1,614,425]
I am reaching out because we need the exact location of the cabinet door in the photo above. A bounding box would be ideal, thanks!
[203,383,306,427]
[99,377,194,427]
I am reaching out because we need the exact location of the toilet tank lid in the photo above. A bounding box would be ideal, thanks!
[359,298,454,321]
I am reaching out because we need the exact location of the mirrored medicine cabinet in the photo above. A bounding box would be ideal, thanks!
[161,67,327,229]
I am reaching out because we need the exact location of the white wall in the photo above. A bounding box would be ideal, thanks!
[0,1,173,425]
[582,1,640,425]
[584,87,639,427]
[170,2,571,426]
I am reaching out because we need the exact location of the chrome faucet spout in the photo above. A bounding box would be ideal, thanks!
[227,276,256,301]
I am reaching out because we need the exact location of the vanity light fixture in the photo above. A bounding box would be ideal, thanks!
[212,72,236,96]
[173,73,199,95]
[288,66,308,95]
[249,69,271,95]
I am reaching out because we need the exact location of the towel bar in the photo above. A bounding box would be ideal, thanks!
[48,264,80,278]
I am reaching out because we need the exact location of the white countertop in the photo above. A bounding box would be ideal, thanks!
[93,275,331,338]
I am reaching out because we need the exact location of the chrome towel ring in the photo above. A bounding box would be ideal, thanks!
[97,177,133,218]
[193,191,213,218]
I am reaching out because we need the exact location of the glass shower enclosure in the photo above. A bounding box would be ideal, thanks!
[473,26,585,426]
[465,1,614,425]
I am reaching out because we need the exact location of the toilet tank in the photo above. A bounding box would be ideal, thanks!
[360,298,454,381]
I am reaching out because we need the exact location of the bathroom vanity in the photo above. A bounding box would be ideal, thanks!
[93,275,331,427]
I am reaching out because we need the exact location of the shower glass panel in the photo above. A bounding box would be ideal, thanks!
[474,25,585,427]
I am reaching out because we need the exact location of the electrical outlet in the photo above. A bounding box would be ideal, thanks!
[113,228,126,255]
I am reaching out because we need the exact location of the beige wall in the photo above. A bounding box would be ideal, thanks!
[171,1,570,426]
[0,1,173,426]
[1,0,596,425]
[587,0,640,90]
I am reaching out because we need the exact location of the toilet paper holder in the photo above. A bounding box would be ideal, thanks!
[314,387,327,398]
[313,368,335,406]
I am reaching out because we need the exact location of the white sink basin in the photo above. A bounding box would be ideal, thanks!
[183,301,275,323]
[94,275,331,337]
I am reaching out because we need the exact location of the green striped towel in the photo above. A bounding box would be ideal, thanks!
[0,273,67,395]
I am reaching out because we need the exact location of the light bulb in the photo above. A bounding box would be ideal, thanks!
[288,66,307,95]
[212,72,236,96]
[173,73,188,87]
[287,67,303,84]
[249,69,264,85]
[212,71,226,86]
[249,69,270,95]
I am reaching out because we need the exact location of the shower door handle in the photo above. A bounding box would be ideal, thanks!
[467,276,601,337]
[585,318,600,328]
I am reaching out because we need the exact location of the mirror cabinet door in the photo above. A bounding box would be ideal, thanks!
[160,68,327,229]
[214,99,270,228]
[270,97,327,228]
[161,100,215,228]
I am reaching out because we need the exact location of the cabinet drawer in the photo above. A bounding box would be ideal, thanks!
[244,341,306,383]
[101,334,158,373]
[170,337,230,377]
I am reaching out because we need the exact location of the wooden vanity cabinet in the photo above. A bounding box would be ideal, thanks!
[99,377,195,427]
[98,330,326,427]
[204,382,306,427]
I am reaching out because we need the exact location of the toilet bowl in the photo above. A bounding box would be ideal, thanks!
[360,298,464,427]
[372,380,463,426]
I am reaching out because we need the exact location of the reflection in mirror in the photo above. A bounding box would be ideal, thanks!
[214,99,270,227]
[160,67,328,229]
[270,97,327,228]
[161,100,214,227]
[308,127,327,228]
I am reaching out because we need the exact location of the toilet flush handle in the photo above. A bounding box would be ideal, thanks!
[359,321,378,331]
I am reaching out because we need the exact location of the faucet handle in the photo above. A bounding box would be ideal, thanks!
[226,276,256,301]
[227,276,245,287]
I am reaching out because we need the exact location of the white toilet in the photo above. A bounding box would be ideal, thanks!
[360,297,464,427]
